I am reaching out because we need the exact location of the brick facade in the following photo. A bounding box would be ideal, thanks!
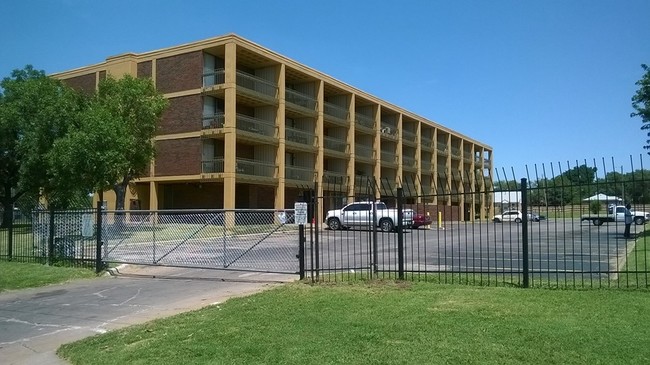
[158,95,202,134]
[137,61,152,79]
[155,138,201,176]
[63,72,96,95]
[156,51,202,93]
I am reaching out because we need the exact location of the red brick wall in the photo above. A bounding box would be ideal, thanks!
[158,95,202,134]
[155,138,201,176]
[137,61,152,79]
[156,51,202,93]
[63,73,96,95]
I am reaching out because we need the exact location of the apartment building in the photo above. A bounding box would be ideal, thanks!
[54,34,493,219]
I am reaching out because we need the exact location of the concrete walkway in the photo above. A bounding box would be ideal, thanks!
[0,265,296,365]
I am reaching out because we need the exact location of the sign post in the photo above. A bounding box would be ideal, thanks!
[295,202,308,279]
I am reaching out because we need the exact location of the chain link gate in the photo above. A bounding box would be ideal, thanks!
[99,209,301,274]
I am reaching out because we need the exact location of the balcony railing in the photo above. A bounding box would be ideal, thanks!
[236,70,278,99]
[421,138,434,150]
[202,113,225,129]
[323,136,347,152]
[421,161,432,172]
[236,158,276,177]
[202,158,224,174]
[285,127,314,146]
[285,165,314,181]
[355,113,375,130]
[203,69,225,88]
[451,146,462,159]
[437,143,449,156]
[402,130,417,144]
[381,151,397,164]
[380,124,398,139]
[285,88,317,112]
[236,114,275,137]
[355,144,374,159]
[324,102,349,123]
[323,170,348,183]
[403,156,417,169]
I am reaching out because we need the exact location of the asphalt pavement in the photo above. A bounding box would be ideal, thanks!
[0,265,296,365]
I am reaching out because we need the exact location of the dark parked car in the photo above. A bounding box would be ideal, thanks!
[411,213,433,229]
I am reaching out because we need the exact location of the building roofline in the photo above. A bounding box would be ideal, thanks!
[51,33,492,149]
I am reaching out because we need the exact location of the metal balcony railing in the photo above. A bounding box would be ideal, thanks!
[324,102,349,122]
[202,158,224,173]
[403,156,417,168]
[202,69,225,88]
[285,127,314,146]
[202,113,225,129]
[355,144,374,159]
[236,70,278,98]
[421,161,432,172]
[235,158,276,177]
[381,151,397,164]
[402,130,417,144]
[323,136,347,151]
[355,113,375,129]
[380,124,398,139]
[451,146,462,158]
[285,88,317,111]
[285,165,314,181]
[437,143,449,156]
[323,170,347,183]
[236,114,275,137]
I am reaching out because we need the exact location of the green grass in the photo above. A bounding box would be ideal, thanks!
[618,230,650,287]
[58,281,650,365]
[0,261,98,292]
[0,225,35,256]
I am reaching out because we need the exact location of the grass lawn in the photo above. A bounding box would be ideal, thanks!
[58,281,650,365]
[0,261,98,292]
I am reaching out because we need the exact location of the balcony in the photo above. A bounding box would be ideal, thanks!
[285,127,315,150]
[285,88,317,116]
[236,114,275,139]
[437,143,449,157]
[450,146,462,160]
[324,102,349,126]
[402,156,417,170]
[202,69,225,88]
[381,150,398,166]
[236,70,278,104]
[355,144,374,162]
[202,113,225,130]
[202,158,224,174]
[323,136,348,157]
[402,130,417,146]
[285,165,315,182]
[421,161,432,172]
[380,124,398,140]
[355,113,375,134]
[463,151,473,163]
[236,158,276,178]
[421,138,434,151]
[323,170,348,184]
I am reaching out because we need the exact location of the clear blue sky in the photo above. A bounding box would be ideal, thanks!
[2,0,649,178]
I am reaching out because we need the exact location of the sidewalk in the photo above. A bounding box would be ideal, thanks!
[0,265,295,365]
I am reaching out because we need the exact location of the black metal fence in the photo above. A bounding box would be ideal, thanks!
[304,157,650,289]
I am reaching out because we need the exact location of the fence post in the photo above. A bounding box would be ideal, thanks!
[397,187,404,280]
[313,182,319,281]
[95,197,103,274]
[521,178,529,288]
[298,223,305,280]
[7,208,13,261]
[48,206,55,266]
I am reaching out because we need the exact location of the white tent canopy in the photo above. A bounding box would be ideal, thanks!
[582,193,623,203]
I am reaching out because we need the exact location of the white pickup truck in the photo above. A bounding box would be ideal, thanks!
[326,201,414,232]
[580,205,650,226]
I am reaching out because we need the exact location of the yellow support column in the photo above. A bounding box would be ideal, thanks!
[223,42,237,218]
[275,63,286,212]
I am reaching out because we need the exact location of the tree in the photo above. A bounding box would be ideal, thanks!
[632,64,650,152]
[0,66,83,226]
[88,75,167,209]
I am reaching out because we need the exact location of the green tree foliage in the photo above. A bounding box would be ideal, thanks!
[632,64,650,152]
[84,75,167,209]
[589,200,602,214]
[0,66,84,226]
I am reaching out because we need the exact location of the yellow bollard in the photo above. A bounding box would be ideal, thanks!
[425,212,431,229]
[438,212,443,229]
